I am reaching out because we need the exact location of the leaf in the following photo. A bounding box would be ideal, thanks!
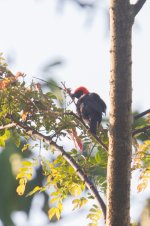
[16,184,26,196]
[137,180,148,192]
[50,197,59,204]
[72,203,79,211]
[72,199,80,204]
[89,208,97,213]
[15,136,21,148]
[26,186,41,197]
[0,138,5,147]
[48,207,56,220]
[55,208,61,220]
[58,202,63,212]
[0,130,11,147]
[19,178,27,185]
[22,160,32,166]
[21,111,28,121]
[88,223,97,226]
[22,143,30,152]
[87,213,97,220]
[72,199,80,210]
[51,191,59,197]
[95,152,101,163]
[69,183,82,196]
[93,204,98,208]
[46,92,57,99]
[16,172,32,180]
[79,197,88,208]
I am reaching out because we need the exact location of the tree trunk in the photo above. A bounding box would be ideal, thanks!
[106,1,133,225]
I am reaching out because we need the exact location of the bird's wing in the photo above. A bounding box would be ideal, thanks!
[83,93,106,114]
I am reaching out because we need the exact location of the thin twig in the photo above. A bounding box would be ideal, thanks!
[33,76,63,90]
[132,125,150,136]
[134,109,150,120]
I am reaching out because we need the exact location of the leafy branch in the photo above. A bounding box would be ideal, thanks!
[0,116,106,219]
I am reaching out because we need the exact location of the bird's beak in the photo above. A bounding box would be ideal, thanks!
[70,93,76,99]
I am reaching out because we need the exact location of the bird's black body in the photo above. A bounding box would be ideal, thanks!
[72,88,106,134]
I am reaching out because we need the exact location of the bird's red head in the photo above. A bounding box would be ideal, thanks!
[73,86,89,94]
[71,86,89,99]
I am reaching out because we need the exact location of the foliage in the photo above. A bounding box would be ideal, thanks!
[0,54,107,225]
[0,54,150,225]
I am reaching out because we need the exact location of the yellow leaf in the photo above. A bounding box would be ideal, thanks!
[50,197,59,204]
[72,203,79,211]
[22,161,32,166]
[69,183,82,196]
[58,202,63,212]
[88,223,97,226]
[47,175,51,183]
[137,180,148,192]
[55,208,61,220]
[26,186,41,197]
[19,178,27,185]
[16,173,32,180]
[16,184,25,196]
[22,143,30,152]
[72,199,80,204]
[48,207,56,220]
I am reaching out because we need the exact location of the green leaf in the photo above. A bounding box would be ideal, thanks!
[80,197,88,208]
[87,213,97,220]
[46,92,57,99]
[0,138,5,147]
[95,152,101,163]
[89,208,97,213]
[0,130,11,147]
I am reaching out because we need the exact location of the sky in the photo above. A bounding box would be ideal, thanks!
[0,0,150,225]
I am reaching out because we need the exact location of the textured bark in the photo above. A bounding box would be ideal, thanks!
[106,1,133,226]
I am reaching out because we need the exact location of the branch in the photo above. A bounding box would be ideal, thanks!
[0,119,106,219]
[0,122,16,130]
[66,112,108,152]
[132,125,150,136]
[72,0,95,8]
[134,109,150,120]
[131,0,147,17]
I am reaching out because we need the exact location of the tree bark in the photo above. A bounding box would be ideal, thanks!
[106,1,133,225]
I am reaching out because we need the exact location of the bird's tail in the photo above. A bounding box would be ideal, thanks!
[90,116,102,135]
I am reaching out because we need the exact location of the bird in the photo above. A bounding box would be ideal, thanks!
[71,86,106,135]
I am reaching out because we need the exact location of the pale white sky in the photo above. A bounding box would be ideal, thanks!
[0,0,150,225]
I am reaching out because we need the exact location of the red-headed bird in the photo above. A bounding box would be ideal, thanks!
[71,86,106,134]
